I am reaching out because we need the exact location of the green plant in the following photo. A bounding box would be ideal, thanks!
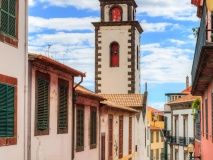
[192,27,199,38]
[191,98,200,119]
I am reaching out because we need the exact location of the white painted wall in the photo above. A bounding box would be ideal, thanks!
[29,69,73,160]
[0,0,28,159]
[100,108,136,160]
[98,25,140,94]
[74,105,100,160]
[172,108,194,160]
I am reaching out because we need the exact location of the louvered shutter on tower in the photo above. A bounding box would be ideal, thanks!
[0,83,14,137]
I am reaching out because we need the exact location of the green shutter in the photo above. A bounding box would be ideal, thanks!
[0,0,16,38]
[58,85,68,129]
[0,83,14,137]
[90,110,96,145]
[77,109,84,148]
[36,78,49,130]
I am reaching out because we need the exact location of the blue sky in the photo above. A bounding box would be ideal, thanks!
[28,0,199,110]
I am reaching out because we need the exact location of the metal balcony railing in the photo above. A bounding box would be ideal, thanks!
[168,136,195,145]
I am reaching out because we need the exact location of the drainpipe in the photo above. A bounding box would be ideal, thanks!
[72,75,84,160]
[24,0,28,159]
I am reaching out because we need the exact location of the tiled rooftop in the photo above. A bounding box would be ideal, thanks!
[100,94,144,107]
[101,100,139,113]
[167,94,200,104]
[74,84,106,100]
[148,106,164,116]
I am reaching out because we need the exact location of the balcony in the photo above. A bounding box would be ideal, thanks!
[179,137,195,146]
[191,0,213,95]
[160,153,170,160]
[167,136,194,145]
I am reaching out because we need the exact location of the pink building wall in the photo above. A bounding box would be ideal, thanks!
[201,81,213,160]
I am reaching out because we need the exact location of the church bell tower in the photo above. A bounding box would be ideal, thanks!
[92,0,143,94]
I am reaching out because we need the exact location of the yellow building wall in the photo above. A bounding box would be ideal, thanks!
[148,107,164,159]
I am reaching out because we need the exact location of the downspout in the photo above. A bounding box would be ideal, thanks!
[72,75,84,160]
[24,0,28,159]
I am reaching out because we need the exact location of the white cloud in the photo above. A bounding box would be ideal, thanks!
[36,0,198,21]
[38,0,99,10]
[141,43,193,84]
[29,16,99,33]
[168,39,186,46]
[136,0,198,21]
[140,20,175,32]
[29,0,36,6]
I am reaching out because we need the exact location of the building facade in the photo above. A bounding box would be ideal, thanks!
[28,54,85,160]
[147,107,164,160]
[0,0,28,159]
[166,94,200,160]
[92,0,143,94]
[191,0,213,159]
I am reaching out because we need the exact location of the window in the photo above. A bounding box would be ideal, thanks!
[76,105,84,152]
[202,102,204,136]
[0,74,17,146]
[110,6,122,22]
[137,46,139,70]
[101,134,105,160]
[205,99,208,138]
[35,71,50,136]
[151,131,154,143]
[119,116,123,158]
[0,0,18,47]
[212,92,213,138]
[109,115,113,160]
[156,149,159,160]
[150,150,153,160]
[90,107,97,149]
[110,42,119,67]
[129,117,132,154]
[156,131,159,142]
[57,79,68,134]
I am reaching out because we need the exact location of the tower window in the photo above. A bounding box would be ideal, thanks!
[110,6,122,22]
[110,42,119,67]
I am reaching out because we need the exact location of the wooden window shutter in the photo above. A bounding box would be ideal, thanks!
[90,108,97,148]
[36,78,49,130]
[119,116,123,158]
[0,83,14,137]
[58,79,68,134]
[111,7,121,22]
[0,0,16,38]
[108,115,113,159]
[212,93,213,136]
[77,106,84,151]
[110,42,119,67]
[101,134,105,160]
[129,117,132,154]
[205,99,208,135]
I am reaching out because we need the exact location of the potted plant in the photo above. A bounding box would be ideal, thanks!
[191,98,200,119]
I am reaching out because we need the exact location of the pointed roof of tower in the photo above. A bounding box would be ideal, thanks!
[99,0,137,7]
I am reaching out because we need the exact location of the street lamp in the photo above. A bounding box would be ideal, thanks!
[187,143,201,160]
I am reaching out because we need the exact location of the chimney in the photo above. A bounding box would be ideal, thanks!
[186,76,189,88]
